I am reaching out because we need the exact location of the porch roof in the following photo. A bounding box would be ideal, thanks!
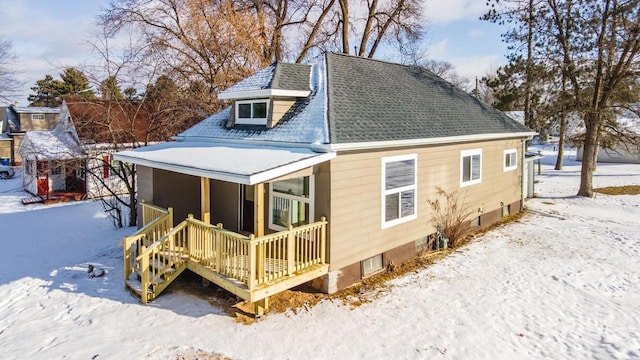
[114,141,336,185]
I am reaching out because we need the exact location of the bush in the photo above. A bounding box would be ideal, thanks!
[427,187,475,248]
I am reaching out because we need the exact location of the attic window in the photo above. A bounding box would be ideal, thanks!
[236,99,268,125]
[32,114,45,120]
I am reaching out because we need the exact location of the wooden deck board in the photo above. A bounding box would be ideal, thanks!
[187,258,329,303]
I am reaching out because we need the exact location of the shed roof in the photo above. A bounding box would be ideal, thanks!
[18,130,85,160]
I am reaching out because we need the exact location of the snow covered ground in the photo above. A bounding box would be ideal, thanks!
[0,147,639,360]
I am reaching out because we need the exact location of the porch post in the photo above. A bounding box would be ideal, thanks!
[253,183,264,237]
[201,177,210,224]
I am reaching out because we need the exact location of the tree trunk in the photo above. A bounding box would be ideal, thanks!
[338,0,349,54]
[554,118,566,170]
[578,114,598,197]
[128,167,137,227]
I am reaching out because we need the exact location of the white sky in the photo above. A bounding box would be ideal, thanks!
[0,0,509,106]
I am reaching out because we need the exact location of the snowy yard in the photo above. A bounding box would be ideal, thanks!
[0,148,639,360]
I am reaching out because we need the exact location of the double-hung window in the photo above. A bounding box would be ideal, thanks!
[460,149,482,187]
[382,154,417,228]
[269,176,314,231]
[504,149,517,171]
[236,99,268,125]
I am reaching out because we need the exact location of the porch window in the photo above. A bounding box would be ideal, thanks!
[461,149,482,187]
[269,176,314,231]
[382,154,417,229]
[504,149,517,171]
[236,99,268,125]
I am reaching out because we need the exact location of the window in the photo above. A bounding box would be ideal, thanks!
[363,254,383,277]
[460,149,482,187]
[25,160,34,175]
[236,99,268,125]
[269,176,314,231]
[382,154,417,228]
[51,164,62,176]
[31,114,45,120]
[504,149,517,171]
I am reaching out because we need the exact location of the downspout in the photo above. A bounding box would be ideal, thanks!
[521,140,526,209]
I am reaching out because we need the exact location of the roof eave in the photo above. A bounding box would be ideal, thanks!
[315,132,537,152]
[114,148,336,185]
[218,89,311,100]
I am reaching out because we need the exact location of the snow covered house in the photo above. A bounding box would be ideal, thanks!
[18,99,175,203]
[575,113,640,164]
[115,53,536,311]
[0,105,61,166]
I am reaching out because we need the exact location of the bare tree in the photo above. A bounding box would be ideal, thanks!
[421,59,471,90]
[74,28,197,227]
[101,0,272,112]
[328,0,424,58]
[544,0,640,197]
[0,39,23,104]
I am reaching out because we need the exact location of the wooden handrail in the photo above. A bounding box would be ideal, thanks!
[126,213,328,303]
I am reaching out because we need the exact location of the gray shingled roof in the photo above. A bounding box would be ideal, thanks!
[179,53,532,147]
[271,63,311,91]
[325,52,532,144]
[219,62,311,96]
[178,59,327,144]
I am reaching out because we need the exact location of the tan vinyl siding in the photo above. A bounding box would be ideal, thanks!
[0,140,11,159]
[137,166,154,203]
[153,169,200,222]
[211,180,240,232]
[267,98,296,128]
[18,113,58,131]
[328,139,523,271]
[12,134,24,164]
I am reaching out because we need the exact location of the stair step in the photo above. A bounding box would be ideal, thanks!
[126,279,152,295]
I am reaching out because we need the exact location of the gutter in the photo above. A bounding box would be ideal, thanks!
[311,132,537,152]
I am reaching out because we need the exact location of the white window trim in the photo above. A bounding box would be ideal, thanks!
[235,99,269,125]
[362,254,383,277]
[31,114,45,120]
[460,149,482,187]
[381,154,418,229]
[504,149,518,172]
[268,175,315,232]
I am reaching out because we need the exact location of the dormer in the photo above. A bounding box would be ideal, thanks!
[218,62,312,129]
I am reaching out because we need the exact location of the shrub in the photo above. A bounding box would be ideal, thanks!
[427,187,475,248]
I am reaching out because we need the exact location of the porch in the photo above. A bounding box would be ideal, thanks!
[124,202,328,314]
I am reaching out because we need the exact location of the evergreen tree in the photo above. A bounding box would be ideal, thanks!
[99,76,124,100]
[28,68,94,106]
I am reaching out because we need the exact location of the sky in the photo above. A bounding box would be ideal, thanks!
[1,145,639,359]
[0,0,510,106]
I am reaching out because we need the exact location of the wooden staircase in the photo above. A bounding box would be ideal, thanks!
[125,251,188,302]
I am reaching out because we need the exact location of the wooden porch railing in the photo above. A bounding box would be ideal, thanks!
[125,208,328,304]
[123,203,173,288]
[141,201,171,227]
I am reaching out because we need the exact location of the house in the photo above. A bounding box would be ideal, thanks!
[0,105,61,166]
[114,53,536,312]
[18,99,178,203]
[575,113,640,164]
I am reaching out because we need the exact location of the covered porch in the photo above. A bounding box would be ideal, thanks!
[115,142,335,314]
